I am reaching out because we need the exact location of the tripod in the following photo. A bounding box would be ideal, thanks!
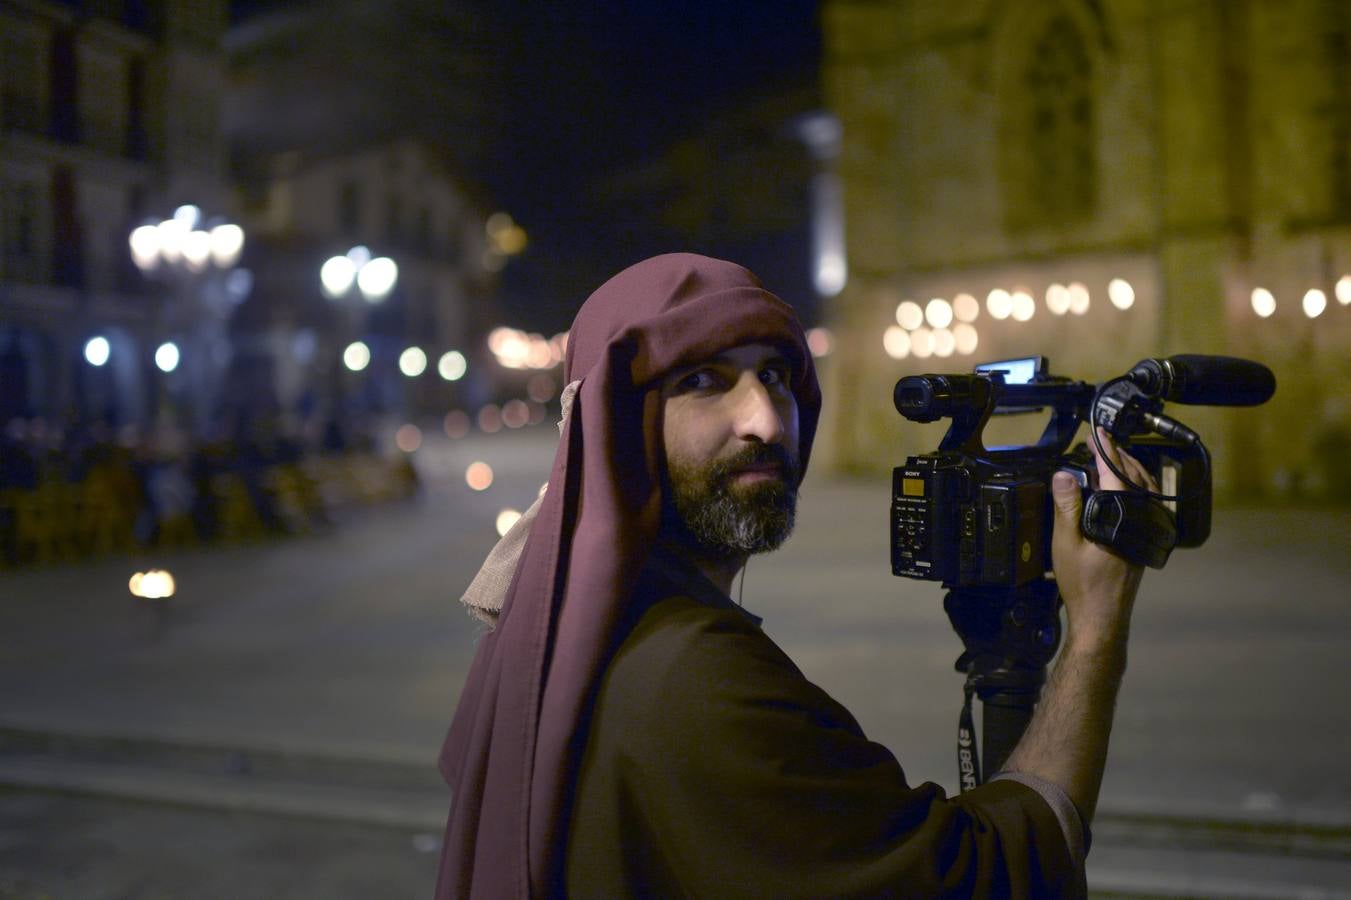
[943,578,1062,786]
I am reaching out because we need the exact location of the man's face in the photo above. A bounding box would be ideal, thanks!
[659,343,801,560]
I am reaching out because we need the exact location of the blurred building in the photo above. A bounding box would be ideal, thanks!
[1,0,232,430]
[227,139,498,424]
[822,0,1351,502]
[223,1,517,427]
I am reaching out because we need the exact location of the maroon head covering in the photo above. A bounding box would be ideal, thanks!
[436,253,822,897]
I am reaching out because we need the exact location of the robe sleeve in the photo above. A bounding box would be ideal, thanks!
[569,598,1086,899]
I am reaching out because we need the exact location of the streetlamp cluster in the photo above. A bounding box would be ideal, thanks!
[320,246,399,303]
[129,204,245,276]
[78,207,249,382]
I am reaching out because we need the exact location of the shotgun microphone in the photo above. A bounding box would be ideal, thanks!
[1127,354,1276,406]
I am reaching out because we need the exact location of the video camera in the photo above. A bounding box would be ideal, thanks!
[891,353,1275,786]
[891,354,1276,585]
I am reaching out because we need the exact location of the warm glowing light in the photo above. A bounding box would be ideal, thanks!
[496,508,523,537]
[485,212,514,237]
[343,341,371,372]
[477,405,502,433]
[502,399,530,429]
[209,223,244,267]
[129,225,160,269]
[1251,287,1276,318]
[129,568,176,599]
[438,350,467,381]
[156,218,188,262]
[549,332,569,364]
[395,424,423,453]
[525,335,552,369]
[465,462,494,491]
[883,326,911,360]
[443,410,470,439]
[1108,278,1135,310]
[399,346,427,377]
[84,336,110,367]
[953,293,979,323]
[182,230,212,272]
[1303,288,1327,318]
[953,323,979,355]
[925,299,953,329]
[1045,283,1070,315]
[932,327,956,357]
[1337,275,1351,305]
[321,255,357,298]
[488,326,568,370]
[987,289,1012,320]
[1011,290,1036,322]
[896,301,924,331]
[1068,281,1090,315]
[806,327,832,357]
[527,374,556,403]
[154,342,180,373]
[357,256,398,300]
[910,327,935,358]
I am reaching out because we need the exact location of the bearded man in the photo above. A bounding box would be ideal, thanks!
[436,254,1147,898]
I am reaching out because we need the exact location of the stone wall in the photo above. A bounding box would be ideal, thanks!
[822,0,1351,502]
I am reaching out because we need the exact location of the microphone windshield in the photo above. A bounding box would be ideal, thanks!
[1165,355,1276,406]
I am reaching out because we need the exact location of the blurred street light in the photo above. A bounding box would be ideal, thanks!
[128,205,249,438]
[483,212,528,272]
[399,346,427,377]
[1338,276,1351,306]
[1303,289,1327,319]
[343,341,371,372]
[84,336,110,367]
[1251,287,1276,318]
[154,342,181,373]
[1109,278,1136,310]
[438,350,467,381]
[321,246,398,302]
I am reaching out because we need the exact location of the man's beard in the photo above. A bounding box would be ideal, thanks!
[663,443,800,561]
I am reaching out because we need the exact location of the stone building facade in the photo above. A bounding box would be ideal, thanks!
[821,0,1351,501]
[227,139,496,422]
[1,0,231,430]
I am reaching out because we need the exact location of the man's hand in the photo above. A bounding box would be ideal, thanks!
[1001,428,1160,827]
[1050,428,1158,652]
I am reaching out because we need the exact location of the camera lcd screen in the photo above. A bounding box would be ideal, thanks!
[975,357,1045,385]
[902,478,925,498]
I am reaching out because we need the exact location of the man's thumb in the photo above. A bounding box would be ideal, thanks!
[1051,471,1081,523]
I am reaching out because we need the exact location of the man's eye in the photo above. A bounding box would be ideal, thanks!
[760,366,790,387]
[679,371,719,392]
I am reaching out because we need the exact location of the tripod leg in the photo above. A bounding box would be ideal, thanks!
[980,690,1037,776]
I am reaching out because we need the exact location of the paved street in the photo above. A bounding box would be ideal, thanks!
[2,424,1350,897]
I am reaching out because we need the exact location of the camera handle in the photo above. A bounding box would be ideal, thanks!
[944,579,1061,788]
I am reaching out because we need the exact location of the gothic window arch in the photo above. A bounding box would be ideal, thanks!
[1003,14,1097,229]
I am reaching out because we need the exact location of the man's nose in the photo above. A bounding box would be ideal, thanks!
[732,378,785,445]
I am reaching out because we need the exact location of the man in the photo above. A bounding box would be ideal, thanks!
[437,253,1148,898]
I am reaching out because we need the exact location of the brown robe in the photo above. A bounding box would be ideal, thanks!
[566,550,1086,898]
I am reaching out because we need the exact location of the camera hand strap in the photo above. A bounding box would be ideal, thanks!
[958,685,982,790]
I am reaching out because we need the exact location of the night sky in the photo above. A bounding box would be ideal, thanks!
[229,1,823,326]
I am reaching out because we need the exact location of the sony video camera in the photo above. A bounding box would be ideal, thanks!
[891,354,1276,588]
